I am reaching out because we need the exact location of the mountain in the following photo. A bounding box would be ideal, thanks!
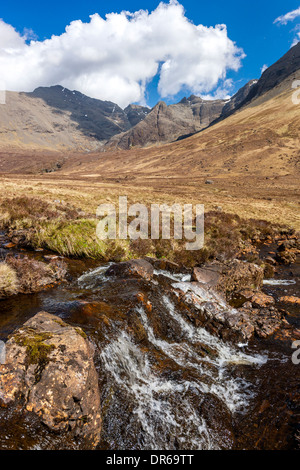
[0,86,149,152]
[62,70,300,183]
[124,104,151,127]
[106,95,227,150]
[27,86,133,141]
[0,90,101,152]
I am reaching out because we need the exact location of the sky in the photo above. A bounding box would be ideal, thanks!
[0,1,299,108]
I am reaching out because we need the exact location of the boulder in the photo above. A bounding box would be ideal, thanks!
[279,296,300,305]
[239,307,286,339]
[191,260,264,300]
[0,312,101,448]
[6,256,67,294]
[105,259,154,281]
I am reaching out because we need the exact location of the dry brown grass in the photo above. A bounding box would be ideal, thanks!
[0,262,19,298]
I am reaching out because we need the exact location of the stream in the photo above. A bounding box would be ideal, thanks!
[0,241,299,450]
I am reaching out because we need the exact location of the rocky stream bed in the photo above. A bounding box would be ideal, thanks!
[0,234,299,450]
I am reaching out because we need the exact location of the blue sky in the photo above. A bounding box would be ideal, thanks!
[0,1,299,107]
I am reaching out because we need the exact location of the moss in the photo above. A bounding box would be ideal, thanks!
[14,329,56,368]
[53,318,68,327]
[75,327,87,339]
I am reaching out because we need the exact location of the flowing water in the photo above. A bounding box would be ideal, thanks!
[0,245,299,450]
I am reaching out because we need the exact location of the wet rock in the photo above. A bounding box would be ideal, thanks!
[231,289,275,309]
[275,237,299,265]
[105,259,154,281]
[279,296,300,305]
[191,264,221,286]
[239,307,286,339]
[145,257,186,274]
[0,312,101,448]
[276,250,297,265]
[174,282,283,341]
[3,242,15,249]
[191,260,264,300]
[6,255,67,294]
[265,256,276,265]
[263,263,275,279]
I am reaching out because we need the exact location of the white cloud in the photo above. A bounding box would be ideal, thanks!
[201,79,234,100]
[0,1,245,107]
[292,27,300,46]
[274,7,300,25]
[274,7,300,47]
[261,64,268,74]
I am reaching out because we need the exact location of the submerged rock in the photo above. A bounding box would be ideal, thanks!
[0,312,101,448]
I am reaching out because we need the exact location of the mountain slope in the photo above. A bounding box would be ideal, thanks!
[221,79,258,116]
[0,90,102,151]
[28,86,133,141]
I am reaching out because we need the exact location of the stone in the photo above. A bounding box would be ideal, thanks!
[191,260,264,300]
[279,296,300,305]
[232,289,275,308]
[105,259,154,281]
[0,312,101,448]
[191,265,221,286]
[6,256,67,294]
[145,257,188,274]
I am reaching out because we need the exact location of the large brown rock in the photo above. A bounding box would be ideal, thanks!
[191,260,264,301]
[6,255,67,294]
[0,312,101,448]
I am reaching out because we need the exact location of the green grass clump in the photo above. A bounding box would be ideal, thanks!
[33,219,106,258]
